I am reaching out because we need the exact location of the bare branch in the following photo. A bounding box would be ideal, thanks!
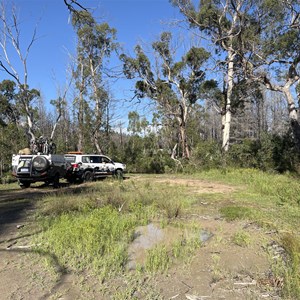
[64,0,88,14]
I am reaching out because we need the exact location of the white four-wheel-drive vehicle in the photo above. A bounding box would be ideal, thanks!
[12,153,68,188]
[64,153,126,183]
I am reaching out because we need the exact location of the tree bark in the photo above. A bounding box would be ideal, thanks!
[177,101,190,159]
[222,50,236,152]
[283,85,300,149]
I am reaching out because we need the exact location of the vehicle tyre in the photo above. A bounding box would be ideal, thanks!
[32,156,49,172]
[52,173,60,188]
[19,181,31,189]
[66,177,74,184]
[114,169,123,180]
[83,170,94,182]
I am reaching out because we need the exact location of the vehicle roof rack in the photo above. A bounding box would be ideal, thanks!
[66,151,83,154]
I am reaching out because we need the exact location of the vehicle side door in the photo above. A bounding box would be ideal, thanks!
[101,156,115,175]
[88,156,101,169]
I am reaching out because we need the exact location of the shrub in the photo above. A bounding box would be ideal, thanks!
[191,140,223,170]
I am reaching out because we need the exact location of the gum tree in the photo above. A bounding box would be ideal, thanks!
[171,0,262,151]
[248,0,300,149]
[72,10,117,153]
[120,32,210,159]
[0,2,40,143]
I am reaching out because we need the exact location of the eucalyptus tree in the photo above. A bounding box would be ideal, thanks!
[171,0,262,151]
[72,10,117,153]
[0,79,39,171]
[0,2,40,144]
[120,32,210,158]
[247,0,300,148]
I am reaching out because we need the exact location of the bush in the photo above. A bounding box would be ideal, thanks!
[226,133,299,172]
[127,150,175,174]
[0,173,16,184]
[227,139,260,168]
[192,140,223,169]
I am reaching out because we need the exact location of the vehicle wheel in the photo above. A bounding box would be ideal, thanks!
[19,181,31,189]
[32,156,49,172]
[66,177,74,184]
[52,173,60,188]
[114,169,123,180]
[83,170,94,182]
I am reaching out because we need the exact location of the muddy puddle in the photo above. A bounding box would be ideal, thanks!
[127,223,213,270]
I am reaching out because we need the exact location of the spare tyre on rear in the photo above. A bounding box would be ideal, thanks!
[32,156,49,172]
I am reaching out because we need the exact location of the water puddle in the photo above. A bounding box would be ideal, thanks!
[199,229,214,243]
[127,223,213,270]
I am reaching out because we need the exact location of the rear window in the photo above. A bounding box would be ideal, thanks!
[64,155,76,163]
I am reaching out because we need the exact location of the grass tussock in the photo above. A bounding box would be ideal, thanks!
[280,233,300,298]
[144,235,202,274]
[232,230,251,247]
[37,206,138,279]
[220,206,254,221]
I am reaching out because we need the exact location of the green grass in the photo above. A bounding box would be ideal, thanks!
[35,179,195,280]
[37,206,138,279]
[232,230,251,247]
[220,206,255,221]
[31,169,300,298]
[0,180,19,190]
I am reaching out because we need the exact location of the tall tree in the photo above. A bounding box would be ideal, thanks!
[72,10,117,153]
[120,32,210,158]
[0,2,40,143]
[248,0,300,148]
[171,0,262,151]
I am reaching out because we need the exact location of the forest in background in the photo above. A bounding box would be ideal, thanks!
[1,0,300,178]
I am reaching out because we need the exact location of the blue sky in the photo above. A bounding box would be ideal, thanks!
[0,0,183,125]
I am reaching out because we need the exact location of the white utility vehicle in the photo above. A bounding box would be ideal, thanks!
[12,137,68,188]
[64,153,126,182]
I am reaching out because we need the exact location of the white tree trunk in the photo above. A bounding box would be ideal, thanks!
[222,51,235,152]
[283,84,300,149]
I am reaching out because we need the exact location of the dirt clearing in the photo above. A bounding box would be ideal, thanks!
[0,178,282,299]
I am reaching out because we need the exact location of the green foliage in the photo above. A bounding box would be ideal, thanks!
[232,230,251,247]
[185,46,210,70]
[227,139,261,168]
[220,206,254,221]
[120,31,210,159]
[71,9,117,152]
[121,133,175,174]
[194,140,222,167]
[226,133,298,172]
[145,245,170,273]
[152,32,172,61]
[134,152,175,174]
[113,129,300,176]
